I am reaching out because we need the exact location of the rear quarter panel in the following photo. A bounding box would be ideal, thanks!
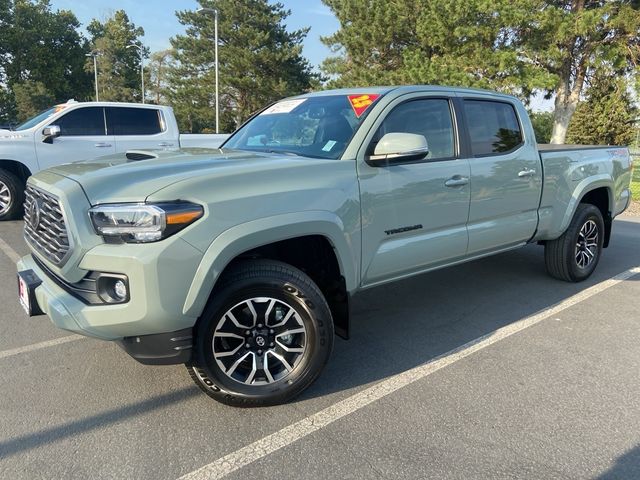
[534,147,632,241]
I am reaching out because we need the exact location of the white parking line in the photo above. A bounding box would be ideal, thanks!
[178,266,640,480]
[0,236,21,263]
[0,335,84,360]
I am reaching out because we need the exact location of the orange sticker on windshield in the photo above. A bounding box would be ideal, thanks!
[348,94,380,118]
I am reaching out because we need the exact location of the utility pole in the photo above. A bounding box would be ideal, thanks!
[197,7,220,133]
[85,52,101,101]
[127,43,145,103]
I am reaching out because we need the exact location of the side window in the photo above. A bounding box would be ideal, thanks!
[371,99,455,160]
[108,107,162,135]
[56,107,106,136]
[463,100,523,156]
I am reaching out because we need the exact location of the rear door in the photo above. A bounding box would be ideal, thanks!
[34,106,115,170]
[359,95,471,287]
[460,98,542,254]
[107,106,176,152]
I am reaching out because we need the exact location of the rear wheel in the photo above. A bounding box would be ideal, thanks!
[0,169,24,221]
[544,204,604,282]
[187,259,334,407]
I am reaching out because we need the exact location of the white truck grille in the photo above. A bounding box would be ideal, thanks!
[23,185,71,266]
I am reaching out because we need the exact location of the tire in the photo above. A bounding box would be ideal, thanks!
[0,169,24,221]
[544,204,604,282]
[187,259,334,407]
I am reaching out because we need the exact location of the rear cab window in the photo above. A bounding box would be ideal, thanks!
[107,107,163,135]
[463,100,523,156]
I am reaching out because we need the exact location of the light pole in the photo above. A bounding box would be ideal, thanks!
[85,51,101,101]
[127,43,145,104]
[197,7,219,133]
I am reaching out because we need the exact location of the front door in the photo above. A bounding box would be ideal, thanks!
[460,98,542,254]
[359,96,471,287]
[35,106,115,170]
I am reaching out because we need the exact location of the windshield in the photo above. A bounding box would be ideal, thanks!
[223,95,378,160]
[14,106,60,131]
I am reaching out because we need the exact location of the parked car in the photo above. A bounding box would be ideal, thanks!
[17,86,633,406]
[0,101,228,220]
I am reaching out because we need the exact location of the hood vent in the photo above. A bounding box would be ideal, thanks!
[125,150,158,161]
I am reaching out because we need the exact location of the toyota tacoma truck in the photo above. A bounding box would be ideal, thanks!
[16,86,633,407]
[0,101,228,220]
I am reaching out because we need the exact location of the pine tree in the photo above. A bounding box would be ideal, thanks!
[566,76,637,146]
[86,10,147,102]
[167,0,317,133]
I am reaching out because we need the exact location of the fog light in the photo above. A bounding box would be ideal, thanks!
[114,280,127,301]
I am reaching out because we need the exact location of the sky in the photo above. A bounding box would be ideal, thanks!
[49,0,340,71]
[49,0,553,111]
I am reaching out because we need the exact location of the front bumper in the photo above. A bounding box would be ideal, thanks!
[17,236,203,345]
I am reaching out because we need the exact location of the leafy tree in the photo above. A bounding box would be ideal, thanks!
[519,1,640,144]
[147,50,174,105]
[0,0,91,123]
[529,111,554,143]
[168,0,317,132]
[566,75,637,145]
[13,80,55,121]
[86,10,147,102]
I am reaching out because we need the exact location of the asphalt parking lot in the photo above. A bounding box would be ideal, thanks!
[1,215,640,480]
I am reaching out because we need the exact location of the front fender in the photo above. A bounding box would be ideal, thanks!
[182,210,359,318]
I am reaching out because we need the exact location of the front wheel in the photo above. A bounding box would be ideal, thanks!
[0,169,24,221]
[544,204,604,282]
[187,260,334,407]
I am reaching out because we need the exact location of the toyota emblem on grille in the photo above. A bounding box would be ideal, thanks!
[28,198,43,230]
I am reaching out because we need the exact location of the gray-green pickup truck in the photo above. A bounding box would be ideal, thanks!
[17,86,633,406]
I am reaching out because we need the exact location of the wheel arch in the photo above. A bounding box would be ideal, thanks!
[579,186,612,247]
[182,212,358,339]
[0,159,32,182]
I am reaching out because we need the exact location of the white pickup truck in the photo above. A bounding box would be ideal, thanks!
[0,101,229,220]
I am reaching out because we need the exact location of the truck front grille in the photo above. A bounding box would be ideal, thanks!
[23,185,71,266]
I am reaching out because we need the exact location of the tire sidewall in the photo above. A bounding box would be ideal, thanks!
[0,171,23,221]
[191,268,333,405]
[565,205,604,281]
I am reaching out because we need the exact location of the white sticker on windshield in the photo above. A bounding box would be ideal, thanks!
[322,140,337,152]
[261,99,307,115]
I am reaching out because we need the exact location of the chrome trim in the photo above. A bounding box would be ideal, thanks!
[23,184,73,266]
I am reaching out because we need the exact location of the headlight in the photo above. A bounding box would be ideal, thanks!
[89,202,204,243]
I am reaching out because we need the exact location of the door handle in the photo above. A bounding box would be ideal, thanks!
[518,169,536,178]
[158,142,174,147]
[94,142,112,148]
[444,176,469,187]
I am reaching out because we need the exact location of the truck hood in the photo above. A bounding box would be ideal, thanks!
[44,148,327,204]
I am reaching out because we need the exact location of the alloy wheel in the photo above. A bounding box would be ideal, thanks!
[212,297,307,385]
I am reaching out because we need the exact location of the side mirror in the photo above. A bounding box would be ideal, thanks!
[366,132,429,166]
[42,125,61,144]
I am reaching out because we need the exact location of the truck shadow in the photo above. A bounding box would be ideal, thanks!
[597,443,640,479]
[301,218,640,401]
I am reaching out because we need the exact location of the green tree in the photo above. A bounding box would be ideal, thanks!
[321,0,555,95]
[529,111,554,143]
[86,10,147,102]
[566,76,637,145]
[147,50,174,105]
[519,1,640,144]
[0,0,91,123]
[168,0,317,132]
[13,80,55,121]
